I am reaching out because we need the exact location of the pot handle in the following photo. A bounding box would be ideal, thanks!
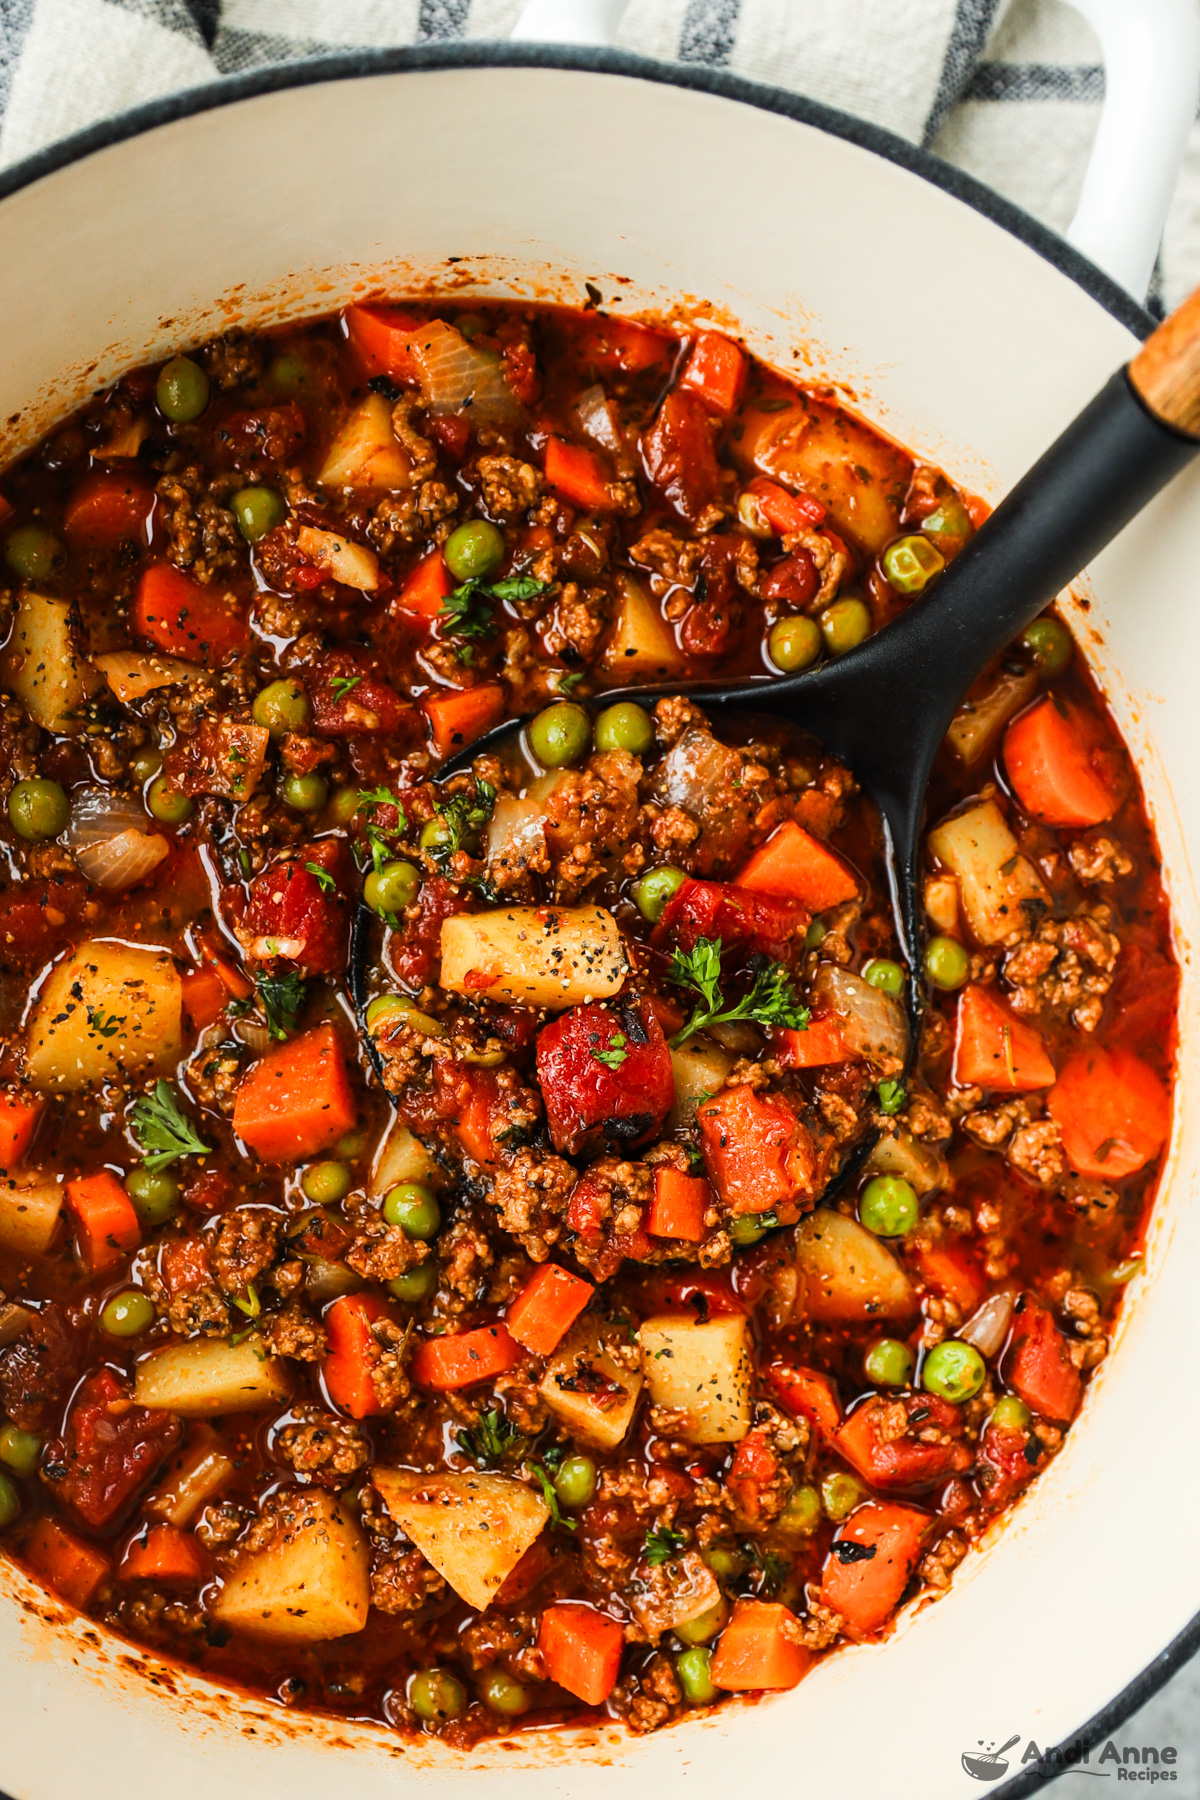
[1062,0,1200,302]
[509,0,1198,306]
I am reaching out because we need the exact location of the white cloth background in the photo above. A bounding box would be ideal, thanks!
[0,0,1195,1769]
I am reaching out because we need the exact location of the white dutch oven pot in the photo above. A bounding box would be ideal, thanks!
[1,5,1200,1796]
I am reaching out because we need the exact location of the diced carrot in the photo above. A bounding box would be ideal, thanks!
[834,1395,970,1491]
[62,471,154,547]
[394,546,453,620]
[160,1237,211,1296]
[772,1016,852,1068]
[1003,696,1118,827]
[710,1599,813,1691]
[679,332,748,416]
[647,1167,712,1242]
[1003,1293,1081,1422]
[343,302,425,384]
[65,1171,140,1272]
[952,985,1055,1092]
[451,1068,504,1170]
[134,562,247,664]
[411,1323,522,1392]
[422,683,506,758]
[118,1523,205,1584]
[196,938,255,1001]
[819,1501,930,1637]
[507,1263,594,1356]
[181,967,227,1033]
[323,1292,394,1419]
[0,1090,41,1169]
[577,314,675,375]
[544,436,620,512]
[0,493,13,526]
[24,1518,112,1610]
[232,1022,357,1163]
[726,1429,780,1522]
[736,821,859,912]
[538,1602,625,1706]
[742,475,826,534]
[911,1244,987,1315]
[765,1360,841,1440]
[697,1086,813,1215]
[1046,1046,1170,1179]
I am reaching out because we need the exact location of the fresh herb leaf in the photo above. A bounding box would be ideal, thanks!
[238,846,252,878]
[87,1007,124,1039]
[877,1078,906,1116]
[744,1539,789,1595]
[330,674,363,701]
[456,1408,522,1467]
[644,1524,685,1567]
[668,939,810,1047]
[305,861,336,894]
[592,1033,628,1070]
[427,779,497,868]
[257,972,308,1040]
[686,1144,706,1173]
[487,576,548,604]
[231,1281,261,1320]
[130,1080,211,1173]
[357,785,407,827]
[539,1444,565,1473]
[438,576,549,660]
[530,1461,577,1532]
[556,671,584,695]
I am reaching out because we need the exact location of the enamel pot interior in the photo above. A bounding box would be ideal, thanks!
[0,52,1197,1800]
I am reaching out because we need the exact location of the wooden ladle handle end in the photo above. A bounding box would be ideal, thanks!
[1129,284,1200,439]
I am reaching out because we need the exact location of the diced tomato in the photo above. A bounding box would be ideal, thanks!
[647,1167,712,1242]
[953,985,1055,1092]
[539,1602,625,1705]
[736,820,859,912]
[697,1086,814,1215]
[761,551,819,609]
[679,332,748,416]
[394,547,454,620]
[181,967,227,1033]
[0,876,89,973]
[641,1269,746,1319]
[386,875,468,988]
[159,1237,212,1296]
[640,389,722,523]
[911,1243,988,1315]
[536,997,675,1158]
[62,471,153,546]
[765,1361,841,1440]
[446,1065,507,1171]
[217,402,305,462]
[507,1264,594,1356]
[741,475,826,534]
[772,1016,852,1068]
[239,840,351,974]
[710,1599,813,1691]
[411,1323,523,1391]
[578,314,675,376]
[835,1394,971,1491]
[343,302,425,384]
[976,1415,1045,1513]
[726,1428,780,1521]
[43,1368,179,1529]
[232,1022,357,1163]
[428,413,471,460]
[0,1304,80,1433]
[566,1169,653,1281]
[309,658,408,736]
[1046,1046,1170,1179]
[134,562,247,664]
[657,878,809,959]
[820,1501,930,1637]
[1003,1293,1081,1423]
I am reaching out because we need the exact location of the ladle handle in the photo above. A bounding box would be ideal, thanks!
[1130,285,1200,439]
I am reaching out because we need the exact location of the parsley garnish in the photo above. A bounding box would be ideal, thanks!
[556,671,584,694]
[305,861,335,894]
[644,1524,685,1566]
[231,1281,261,1320]
[745,1539,789,1595]
[592,1033,628,1070]
[130,1081,210,1173]
[438,576,548,662]
[456,1408,522,1467]
[257,972,307,1040]
[357,786,407,829]
[87,1007,124,1039]
[530,1461,577,1532]
[330,674,363,701]
[668,938,810,1047]
[877,1078,906,1116]
[426,779,497,867]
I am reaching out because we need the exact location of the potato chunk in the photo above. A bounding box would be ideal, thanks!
[369,1116,444,1198]
[927,799,1048,945]
[539,1318,643,1451]
[733,400,909,554]
[639,1314,752,1444]
[318,393,413,491]
[2,591,94,731]
[212,1490,368,1643]
[440,906,630,1010]
[295,525,380,592]
[793,1210,916,1323]
[669,1037,733,1128]
[134,1336,289,1416]
[0,1174,63,1255]
[945,666,1037,767]
[603,574,684,679]
[373,1469,549,1612]
[864,1128,948,1197]
[25,941,182,1092]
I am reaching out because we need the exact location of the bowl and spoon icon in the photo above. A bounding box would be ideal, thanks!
[962,1735,1021,1781]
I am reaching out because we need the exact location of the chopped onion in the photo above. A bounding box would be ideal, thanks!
[234,1019,274,1056]
[0,1301,34,1348]
[408,320,520,428]
[960,1286,1018,1359]
[305,1258,364,1304]
[66,789,170,890]
[295,525,380,592]
[574,384,623,455]
[815,964,909,1067]
[93,649,198,702]
[488,796,546,866]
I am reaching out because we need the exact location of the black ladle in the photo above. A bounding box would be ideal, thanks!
[352,289,1200,1045]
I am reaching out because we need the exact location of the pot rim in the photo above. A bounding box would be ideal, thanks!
[0,40,1180,1792]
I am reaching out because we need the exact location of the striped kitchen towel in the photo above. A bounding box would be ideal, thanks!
[0,0,1194,304]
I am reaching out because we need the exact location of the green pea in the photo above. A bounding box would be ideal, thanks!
[0,1424,40,1477]
[389,1262,437,1304]
[729,1213,773,1247]
[8,779,69,841]
[328,787,361,827]
[232,487,286,544]
[366,994,408,1034]
[383,1183,441,1240]
[821,1470,866,1522]
[1022,616,1073,676]
[805,919,827,949]
[0,1470,18,1530]
[156,355,210,423]
[922,1339,987,1404]
[767,615,822,673]
[252,679,310,736]
[481,1668,530,1716]
[337,1128,369,1161]
[419,816,457,858]
[924,934,969,991]
[859,1174,919,1239]
[777,1483,822,1537]
[702,1545,746,1580]
[920,499,971,542]
[302,1161,351,1205]
[147,775,194,826]
[444,519,505,583]
[675,1646,717,1706]
[863,958,905,996]
[528,702,591,769]
[282,772,328,813]
[864,1338,915,1387]
[676,1597,728,1645]
[124,1167,180,1226]
[101,1289,156,1338]
[819,596,871,656]
[990,1395,1032,1432]
[631,865,686,924]
[364,860,420,919]
[408,1667,466,1723]
[132,747,163,784]
[553,1454,597,1510]
[593,702,654,756]
[5,524,64,582]
[881,534,945,596]
[267,351,313,395]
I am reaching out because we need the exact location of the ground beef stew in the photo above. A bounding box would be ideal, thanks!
[0,300,1176,1743]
